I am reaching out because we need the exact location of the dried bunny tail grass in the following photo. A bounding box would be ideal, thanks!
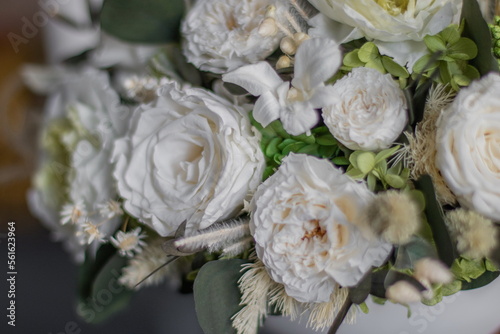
[446,209,498,259]
[232,252,278,334]
[404,83,456,205]
[221,236,254,258]
[306,286,355,331]
[119,238,187,289]
[365,190,421,245]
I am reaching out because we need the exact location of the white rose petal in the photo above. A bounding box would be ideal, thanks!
[113,82,265,236]
[322,67,407,151]
[181,0,285,74]
[251,153,392,303]
[436,73,500,222]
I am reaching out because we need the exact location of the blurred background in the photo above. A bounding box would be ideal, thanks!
[0,1,500,334]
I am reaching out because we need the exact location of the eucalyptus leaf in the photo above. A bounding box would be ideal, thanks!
[461,271,500,290]
[101,0,185,43]
[461,0,500,74]
[394,236,437,270]
[349,271,372,304]
[414,175,457,266]
[194,259,248,334]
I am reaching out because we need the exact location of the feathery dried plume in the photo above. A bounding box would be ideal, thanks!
[232,252,278,334]
[446,209,498,259]
[414,258,453,285]
[120,238,188,289]
[404,84,456,205]
[306,286,355,331]
[386,280,422,304]
[364,190,421,245]
[268,284,304,321]
[174,217,250,253]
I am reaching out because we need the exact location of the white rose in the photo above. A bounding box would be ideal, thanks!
[113,82,265,236]
[436,73,500,222]
[251,153,392,303]
[322,67,407,151]
[181,0,284,74]
[307,0,461,67]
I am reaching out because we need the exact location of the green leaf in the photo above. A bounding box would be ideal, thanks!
[424,35,447,53]
[448,38,478,60]
[331,156,350,166]
[414,175,457,266]
[194,259,248,334]
[439,25,461,45]
[385,174,405,188]
[381,56,409,78]
[346,167,365,179]
[394,236,437,270]
[452,257,486,283]
[359,302,369,314]
[349,271,372,304]
[365,58,386,74]
[358,42,380,62]
[282,142,307,155]
[441,280,462,296]
[461,0,500,75]
[297,144,320,155]
[413,55,434,74]
[357,152,376,174]
[343,50,366,67]
[265,137,282,158]
[452,74,471,87]
[375,146,400,164]
[461,271,499,290]
[101,0,185,43]
[315,134,338,146]
[277,138,297,150]
[78,244,133,324]
[367,173,377,191]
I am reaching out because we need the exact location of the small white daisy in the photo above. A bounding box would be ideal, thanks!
[60,200,87,225]
[77,219,106,245]
[98,200,124,219]
[110,227,147,258]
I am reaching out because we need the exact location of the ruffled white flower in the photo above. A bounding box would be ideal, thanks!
[436,73,500,222]
[181,0,285,74]
[251,153,392,303]
[26,66,132,261]
[322,67,407,151]
[307,0,462,67]
[110,227,147,258]
[223,38,341,135]
[113,82,265,236]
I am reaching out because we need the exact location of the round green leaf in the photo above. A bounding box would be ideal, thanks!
[194,259,248,334]
[357,152,376,175]
[358,42,380,63]
[101,0,185,43]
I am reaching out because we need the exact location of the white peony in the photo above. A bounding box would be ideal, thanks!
[251,153,392,303]
[112,82,265,236]
[181,0,285,74]
[322,67,407,151]
[223,38,342,135]
[436,73,500,222]
[26,67,131,261]
[307,0,462,67]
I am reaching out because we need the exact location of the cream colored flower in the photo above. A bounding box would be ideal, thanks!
[436,73,500,222]
[181,0,285,73]
[251,153,392,303]
[110,227,147,258]
[322,67,407,151]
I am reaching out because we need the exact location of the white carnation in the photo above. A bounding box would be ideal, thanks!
[113,82,265,236]
[436,73,500,222]
[251,153,392,303]
[181,0,285,74]
[322,67,407,151]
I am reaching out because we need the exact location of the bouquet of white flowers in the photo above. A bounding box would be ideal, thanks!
[25,0,500,332]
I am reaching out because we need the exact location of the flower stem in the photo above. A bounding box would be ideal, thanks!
[327,298,353,334]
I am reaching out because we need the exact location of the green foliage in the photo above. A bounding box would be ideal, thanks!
[412,23,480,91]
[252,116,349,180]
[101,0,185,43]
[489,16,500,68]
[77,244,133,324]
[345,146,409,191]
[339,42,409,88]
[193,259,248,334]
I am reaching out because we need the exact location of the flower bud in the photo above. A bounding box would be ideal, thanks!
[280,36,297,55]
[276,55,292,70]
[259,18,278,37]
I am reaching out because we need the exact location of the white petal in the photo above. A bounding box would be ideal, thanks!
[375,40,428,69]
[222,62,283,96]
[292,38,342,91]
[280,103,319,136]
[308,13,363,44]
[253,91,281,128]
